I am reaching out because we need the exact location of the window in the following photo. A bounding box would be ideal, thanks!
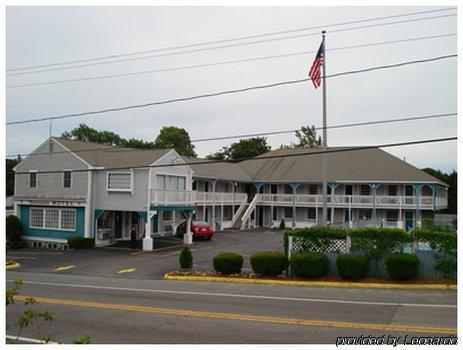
[155,174,187,191]
[45,208,60,229]
[308,185,318,195]
[360,185,371,196]
[30,208,44,228]
[344,210,350,222]
[360,209,372,220]
[271,184,278,194]
[107,172,132,191]
[272,207,278,220]
[223,206,233,220]
[162,211,172,221]
[284,207,293,219]
[61,209,76,230]
[345,185,353,196]
[29,207,76,231]
[405,185,414,196]
[307,208,316,220]
[223,183,230,193]
[63,171,72,188]
[388,185,397,196]
[29,172,37,188]
[97,211,112,229]
[284,185,292,194]
[386,210,398,222]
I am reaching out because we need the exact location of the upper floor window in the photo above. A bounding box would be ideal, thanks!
[345,185,353,196]
[156,174,187,191]
[360,185,371,196]
[29,172,37,188]
[63,171,72,188]
[284,185,293,194]
[308,185,318,195]
[107,172,132,192]
[388,185,397,196]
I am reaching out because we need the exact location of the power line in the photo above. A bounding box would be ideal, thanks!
[11,136,457,175]
[7,33,456,89]
[5,112,456,159]
[6,53,457,126]
[6,12,456,77]
[6,7,455,73]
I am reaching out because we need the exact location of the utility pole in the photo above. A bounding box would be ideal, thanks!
[321,30,328,227]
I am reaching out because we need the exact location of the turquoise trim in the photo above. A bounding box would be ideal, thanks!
[289,183,300,190]
[137,211,147,222]
[94,209,104,221]
[328,182,339,190]
[20,205,85,240]
[150,205,196,212]
[253,182,263,190]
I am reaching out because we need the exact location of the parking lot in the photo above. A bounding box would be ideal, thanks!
[7,229,284,279]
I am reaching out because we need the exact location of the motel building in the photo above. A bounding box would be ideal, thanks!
[13,138,448,251]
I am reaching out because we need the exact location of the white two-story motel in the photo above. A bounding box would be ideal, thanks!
[13,138,448,250]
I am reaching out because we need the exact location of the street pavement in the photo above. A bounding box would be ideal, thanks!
[6,270,457,344]
[6,230,283,279]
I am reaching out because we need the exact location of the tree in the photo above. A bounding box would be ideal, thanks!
[153,126,197,157]
[61,124,197,156]
[421,167,457,214]
[281,125,322,149]
[6,156,21,196]
[207,137,271,161]
[62,124,125,146]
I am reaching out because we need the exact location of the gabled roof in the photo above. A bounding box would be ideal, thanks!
[54,138,172,168]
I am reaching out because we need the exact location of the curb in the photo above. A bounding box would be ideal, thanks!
[6,262,21,270]
[164,273,457,290]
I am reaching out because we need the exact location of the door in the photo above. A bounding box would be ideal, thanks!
[114,211,123,239]
[258,207,264,227]
[405,211,414,231]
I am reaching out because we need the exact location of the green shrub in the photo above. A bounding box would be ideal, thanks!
[385,253,419,280]
[290,252,328,278]
[67,237,95,249]
[213,252,243,274]
[279,219,285,230]
[6,215,22,242]
[250,252,288,276]
[336,254,369,281]
[349,228,411,276]
[179,247,193,269]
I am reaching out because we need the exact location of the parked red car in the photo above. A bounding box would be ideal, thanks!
[175,220,214,240]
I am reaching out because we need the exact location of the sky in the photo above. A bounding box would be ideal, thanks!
[5,6,458,172]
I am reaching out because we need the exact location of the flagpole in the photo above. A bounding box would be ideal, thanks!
[321,30,328,227]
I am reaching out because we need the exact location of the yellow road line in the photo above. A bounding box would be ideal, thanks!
[54,265,75,272]
[13,295,456,335]
[117,268,136,274]
[164,273,457,290]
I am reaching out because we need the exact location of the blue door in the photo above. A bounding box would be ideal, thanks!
[405,211,414,231]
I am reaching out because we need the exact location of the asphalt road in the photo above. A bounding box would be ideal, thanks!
[6,230,283,279]
[6,270,457,344]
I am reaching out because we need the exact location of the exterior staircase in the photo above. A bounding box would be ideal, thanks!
[239,194,259,230]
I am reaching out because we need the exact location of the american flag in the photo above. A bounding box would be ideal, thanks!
[308,38,325,88]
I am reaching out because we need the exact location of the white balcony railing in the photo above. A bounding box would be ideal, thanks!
[151,189,196,205]
[255,194,446,210]
[195,192,247,204]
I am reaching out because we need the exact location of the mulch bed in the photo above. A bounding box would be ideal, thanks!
[168,271,457,285]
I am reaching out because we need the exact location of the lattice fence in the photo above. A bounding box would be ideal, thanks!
[291,236,349,254]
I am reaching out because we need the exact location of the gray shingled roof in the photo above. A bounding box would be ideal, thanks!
[55,138,446,185]
[181,156,252,182]
[55,138,171,168]
[239,147,447,185]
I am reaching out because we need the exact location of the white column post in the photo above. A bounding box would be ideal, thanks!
[287,236,293,276]
[211,179,217,231]
[143,169,153,251]
[84,170,93,238]
[184,211,193,245]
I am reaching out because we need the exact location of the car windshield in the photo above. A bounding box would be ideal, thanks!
[193,221,209,226]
